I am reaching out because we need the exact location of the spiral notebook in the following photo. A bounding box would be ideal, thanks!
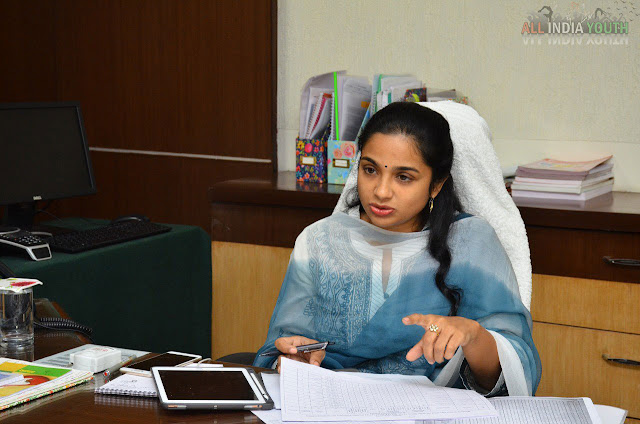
[95,374,158,398]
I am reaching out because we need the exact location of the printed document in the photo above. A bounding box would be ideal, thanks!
[439,397,603,424]
[255,397,604,424]
[262,370,435,411]
[279,358,497,422]
[253,409,417,424]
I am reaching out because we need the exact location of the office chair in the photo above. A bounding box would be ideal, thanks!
[215,352,257,366]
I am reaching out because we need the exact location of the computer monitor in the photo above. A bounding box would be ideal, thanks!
[0,102,96,228]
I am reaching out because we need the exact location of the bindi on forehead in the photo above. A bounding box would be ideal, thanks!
[361,156,421,174]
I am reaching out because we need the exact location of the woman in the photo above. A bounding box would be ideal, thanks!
[254,102,541,396]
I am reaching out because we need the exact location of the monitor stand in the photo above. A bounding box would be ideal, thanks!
[2,203,37,229]
[2,203,73,236]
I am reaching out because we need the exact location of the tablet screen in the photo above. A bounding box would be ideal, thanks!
[157,370,259,401]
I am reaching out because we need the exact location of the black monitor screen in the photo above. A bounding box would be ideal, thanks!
[0,103,96,205]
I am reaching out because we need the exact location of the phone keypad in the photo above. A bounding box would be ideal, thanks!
[0,232,45,247]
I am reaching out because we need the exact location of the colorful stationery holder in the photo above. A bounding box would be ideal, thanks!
[296,137,327,183]
[327,140,358,184]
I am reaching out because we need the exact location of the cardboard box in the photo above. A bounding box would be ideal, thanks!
[296,137,327,183]
[327,140,357,184]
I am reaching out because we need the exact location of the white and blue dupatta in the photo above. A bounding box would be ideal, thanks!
[254,212,541,396]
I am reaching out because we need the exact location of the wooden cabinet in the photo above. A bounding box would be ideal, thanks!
[531,275,640,418]
[211,241,290,359]
[521,195,640,422]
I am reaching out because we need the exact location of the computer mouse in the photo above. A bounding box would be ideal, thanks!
[110,214,150,225]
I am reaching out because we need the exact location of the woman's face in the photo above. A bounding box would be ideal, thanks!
[358,132,442,233]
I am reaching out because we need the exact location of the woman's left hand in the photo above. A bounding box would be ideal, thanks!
[402,313,481,364]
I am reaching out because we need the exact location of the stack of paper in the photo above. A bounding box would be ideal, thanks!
[372,74,424,113]
[511,156,614,202]
[254,359,618,424]
[354,74,426,142]
[0,358,92,411]
[356,77,459,143]
[331,74,371,142]
[304,92,333,139]
[299,71,344,139]
[299,73,464,148]
[254,358,497,423]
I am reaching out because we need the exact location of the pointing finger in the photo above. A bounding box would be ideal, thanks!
[402,314,434,327]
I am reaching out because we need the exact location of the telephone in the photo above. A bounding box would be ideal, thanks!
[0,259,93,340]
[0,227,51,261]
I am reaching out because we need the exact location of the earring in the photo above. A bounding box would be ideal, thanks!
[428,197,434,213]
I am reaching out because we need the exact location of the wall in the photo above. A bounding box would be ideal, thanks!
[0,0,276,231]
[276,0,640,192]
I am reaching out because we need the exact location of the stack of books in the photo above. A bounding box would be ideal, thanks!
[511,156,614,202]
[0,358,92,410]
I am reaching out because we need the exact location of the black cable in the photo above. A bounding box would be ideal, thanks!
[34,317,94,342]
[34,209,64,222]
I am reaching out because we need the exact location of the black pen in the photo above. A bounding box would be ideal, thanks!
[259,341,334,357]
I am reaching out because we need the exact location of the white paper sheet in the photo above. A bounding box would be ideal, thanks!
[346,372,437,386]
[261,373,282,409]
[444,397,602,424]
[262,370,435,411]
[594,404,627,424]
[253,409,420,424]
[337,76,371,141]
[279,358,497,422]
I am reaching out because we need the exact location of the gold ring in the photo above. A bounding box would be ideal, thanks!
[428,324,439,333]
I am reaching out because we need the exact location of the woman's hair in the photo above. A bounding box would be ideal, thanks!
[345,102,464,316]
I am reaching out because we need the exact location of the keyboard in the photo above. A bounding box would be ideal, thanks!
[47,221,172,253]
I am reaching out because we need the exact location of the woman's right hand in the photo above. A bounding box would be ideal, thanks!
[274,336,325,373]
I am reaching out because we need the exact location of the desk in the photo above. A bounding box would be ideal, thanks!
[0,218,212,357]
[209,172,640,423]
[0,301,266,424]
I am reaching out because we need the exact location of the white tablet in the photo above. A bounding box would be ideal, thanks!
[121,351,201,377]
[151,367,274,410]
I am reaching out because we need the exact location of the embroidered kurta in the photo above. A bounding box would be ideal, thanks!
[254,212,541,396]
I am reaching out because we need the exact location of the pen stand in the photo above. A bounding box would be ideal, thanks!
[296,137,328,183]
[327,140,358,185]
